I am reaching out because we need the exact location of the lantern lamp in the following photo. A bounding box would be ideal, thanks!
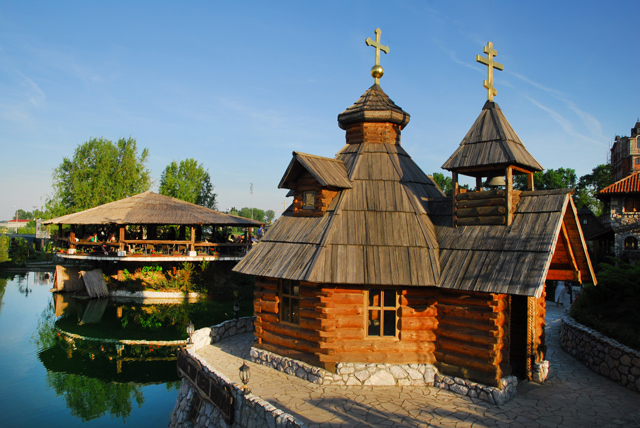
[186,320,195,345]
[233,302,240,320]
[239,361,251,393]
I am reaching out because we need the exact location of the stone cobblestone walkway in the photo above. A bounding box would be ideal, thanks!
[197,305,640,427]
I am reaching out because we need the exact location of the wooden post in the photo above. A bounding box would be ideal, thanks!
[452,171,459,228]
[58,224,62,240]
[119,226,125,252]
[506,167,513,226]
[69,230,76,249]
[476,176,483,191]
[527,172,535,191]
[190,226,196,252]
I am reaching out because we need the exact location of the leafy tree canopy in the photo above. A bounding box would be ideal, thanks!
[514,167,577,191]
[159,158,217,210]
[574,163,611,216]
[46,137,150,217]
[431,172,452,196]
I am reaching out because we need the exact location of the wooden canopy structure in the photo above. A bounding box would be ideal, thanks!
[234,42,596,388]
[45,191,263,261]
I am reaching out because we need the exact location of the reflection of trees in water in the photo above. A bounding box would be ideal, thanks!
[32,297,57,351]
[46,371,144,422]
[0,277,7,315]
[32,293,180,422]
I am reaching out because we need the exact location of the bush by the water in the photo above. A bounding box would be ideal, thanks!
[571,259,640,351]
[108,261,254,301]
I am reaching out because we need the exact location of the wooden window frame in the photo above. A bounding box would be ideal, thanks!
[302,191,316,209]
[279,279,300,325]
[624,196,640,213]
[624,236,638,250]
[365,288,399,339]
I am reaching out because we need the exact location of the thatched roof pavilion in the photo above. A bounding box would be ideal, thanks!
[45,191,263,262]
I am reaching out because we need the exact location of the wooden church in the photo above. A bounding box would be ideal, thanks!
[234,33,596,388]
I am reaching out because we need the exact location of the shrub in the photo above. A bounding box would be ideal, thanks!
[571,259,640,351]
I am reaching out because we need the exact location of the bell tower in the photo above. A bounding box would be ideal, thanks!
[442,42,543,227]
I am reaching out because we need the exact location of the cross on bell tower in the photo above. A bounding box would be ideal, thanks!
[365,28,390,84]
[476,42,504,102]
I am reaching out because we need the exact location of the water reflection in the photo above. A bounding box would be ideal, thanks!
[32,292,181,421]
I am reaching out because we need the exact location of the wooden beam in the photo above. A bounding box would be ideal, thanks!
[546,269,581,282]
[452,171,459,228]
[506,167,513,226]
[560,221,580,274]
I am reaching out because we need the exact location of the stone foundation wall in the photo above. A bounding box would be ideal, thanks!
[561,313,640,393]
[250,347,517,404]
[434,374,517,406]
[210,317,255,344]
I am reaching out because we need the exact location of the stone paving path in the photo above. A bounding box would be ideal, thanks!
[197,305,640,427]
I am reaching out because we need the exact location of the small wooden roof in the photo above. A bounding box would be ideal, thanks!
[236,85,443,286]
[338,84,410,130]
[43,191,263,227]
[431,189,596,297]
[279,152,352,190]
[598,170,640,196]
[442,101,543,177]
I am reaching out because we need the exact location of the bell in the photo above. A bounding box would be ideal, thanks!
[484,176,506,188]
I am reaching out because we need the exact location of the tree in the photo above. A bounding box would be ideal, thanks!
[238,207,265,222]
[46,137,150,216]
[159,158,217,209]
[575,164,611,216]
[265,210,275,224]
[514,168,577,191]
[431,172,452,196]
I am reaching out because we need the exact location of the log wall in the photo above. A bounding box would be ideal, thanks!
[291,171,339,217]
[317,286,438,367]
[454,189,522,227]
[253,278,325,368]
[254,276,539,387]
[434,290,508,387]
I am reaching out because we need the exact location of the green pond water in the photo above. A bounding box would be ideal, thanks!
[0,271,250,427]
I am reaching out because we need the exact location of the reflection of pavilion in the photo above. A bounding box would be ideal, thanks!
[39,333,181,384]
[44,191,263,262]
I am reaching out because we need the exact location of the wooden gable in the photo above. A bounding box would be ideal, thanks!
[279,152,351,218]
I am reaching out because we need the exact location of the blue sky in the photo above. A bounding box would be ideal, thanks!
[1,1,639,221]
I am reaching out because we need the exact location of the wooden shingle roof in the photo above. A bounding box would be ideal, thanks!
[442,101,543,177]
[279,152,352,190]
[338,84,410,130]
[598,170,640,196]
[433,189,595,297]
[43,191,263,227]
[235,141,445,286]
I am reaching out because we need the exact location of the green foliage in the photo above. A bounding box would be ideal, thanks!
[46,137,150,217]
[514,167,577,191]
[431,172,452,196]
[8,238,34,265]
[571,259,640,351]
[574,163,611,216]
[0,235,9,263]
[159,158,217,209]
[265,210,275,224]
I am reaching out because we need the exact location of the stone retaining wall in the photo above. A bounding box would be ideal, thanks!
[560,313,640,393]
[170,317,304,428]
[170,347,304,428]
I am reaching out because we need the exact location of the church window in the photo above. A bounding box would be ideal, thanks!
[625,236,638,250]
[303,191,315,209]
[624,196,640,213]
[367,289,398,337]
[280,279,300,324]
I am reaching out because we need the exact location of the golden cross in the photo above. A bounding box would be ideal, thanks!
[365,28,390,84]
[476,42,504,101]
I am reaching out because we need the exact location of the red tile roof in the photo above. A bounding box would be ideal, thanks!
[599,171,640,195]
